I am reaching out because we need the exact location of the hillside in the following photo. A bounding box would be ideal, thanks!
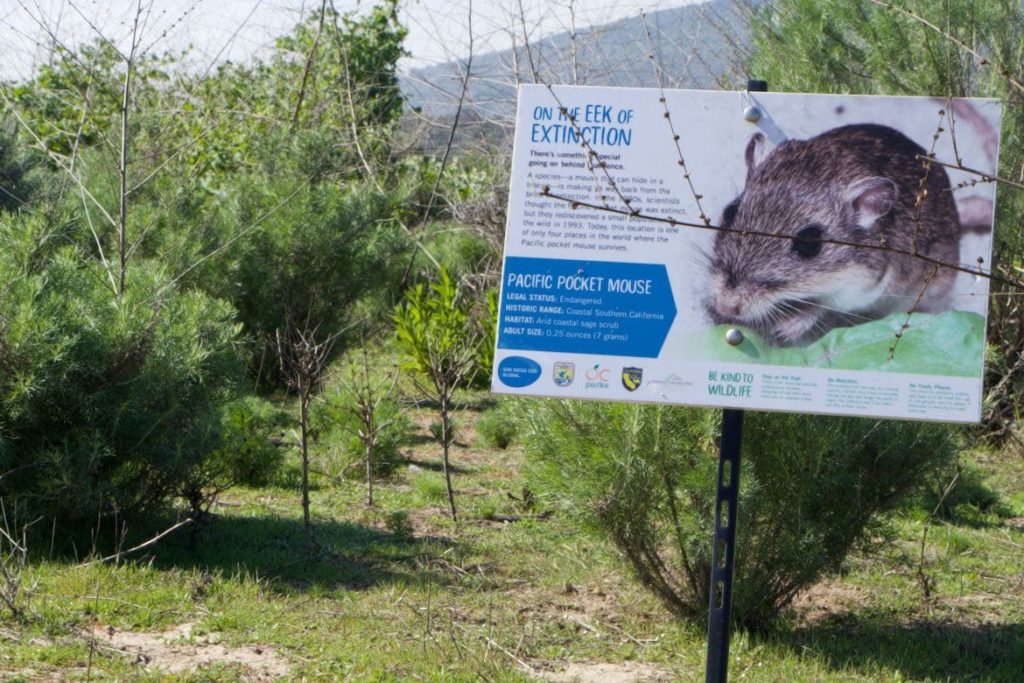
[400,0,753,124]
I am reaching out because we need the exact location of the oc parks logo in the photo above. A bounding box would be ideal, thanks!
[622,367,643,392]
[584,364,610,389]
[553,362,574,387]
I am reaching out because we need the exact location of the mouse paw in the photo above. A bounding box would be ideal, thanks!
[772,312,820,346]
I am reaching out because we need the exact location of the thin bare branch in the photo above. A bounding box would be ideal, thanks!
[641,11,711,226]
[292,0,328,126]
[421,0,474,223]
[868,0,1024,94]
[540,188,1016,288]
[78,517,192,567]
[927,156,1024,192]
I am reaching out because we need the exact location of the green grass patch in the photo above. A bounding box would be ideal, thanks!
[2,400,1022,681]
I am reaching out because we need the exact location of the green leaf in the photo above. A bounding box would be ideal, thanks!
[687,311,985,377]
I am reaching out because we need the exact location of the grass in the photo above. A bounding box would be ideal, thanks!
[1,395,1022,681]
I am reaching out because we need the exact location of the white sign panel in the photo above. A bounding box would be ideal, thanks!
[491,85,1001,423]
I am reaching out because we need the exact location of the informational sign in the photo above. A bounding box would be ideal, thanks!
[491,85,1002,423]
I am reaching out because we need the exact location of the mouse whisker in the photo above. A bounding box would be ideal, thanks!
[774,293,878,324]
[690,244,715,270]
[870,293,935,302]
[796,301,876,323]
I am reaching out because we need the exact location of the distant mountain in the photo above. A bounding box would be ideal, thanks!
[400,0,753,124]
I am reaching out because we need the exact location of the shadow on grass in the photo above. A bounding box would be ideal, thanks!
[399,394,496,413]
[459,396,498,412]
[404,432,438,447]
[143,513,455,594]
[403,456,469,475]
[770,617,1024,681]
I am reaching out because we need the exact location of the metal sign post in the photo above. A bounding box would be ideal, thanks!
[703,80,767,683]
[704,405,744,683]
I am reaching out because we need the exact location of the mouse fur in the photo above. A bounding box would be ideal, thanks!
[705,123,961,346]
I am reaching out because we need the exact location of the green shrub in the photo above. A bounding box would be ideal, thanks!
[0,213,243,526]
[0,119,48,213]
[385,510,414,540]
[394,267,485,520]
[517,399,961,631]
[913,460,1007,521]
[422,227,494,279]
[208,173,412,387]
[312,383,412,479]
[210,397,289,487]
[476,404,516,450]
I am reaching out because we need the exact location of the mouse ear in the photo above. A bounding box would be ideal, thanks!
[744,133,767,176]
[845,176,898,229]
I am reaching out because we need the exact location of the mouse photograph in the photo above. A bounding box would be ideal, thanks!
[704,124,963,347]
[694,98,998,357]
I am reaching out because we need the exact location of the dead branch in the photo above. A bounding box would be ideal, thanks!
[79,517,193,568]
[117,0,145,297]
[641,11,711,226]
[421,0,475,224]
[924,156,1024,192]
[293,0,328,126]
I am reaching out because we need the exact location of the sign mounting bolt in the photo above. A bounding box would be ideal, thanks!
[725,328,744,346]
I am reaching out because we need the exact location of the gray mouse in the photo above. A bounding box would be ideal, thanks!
[704,123,962,347]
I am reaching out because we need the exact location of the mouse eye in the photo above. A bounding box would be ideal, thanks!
[793,225,824,258]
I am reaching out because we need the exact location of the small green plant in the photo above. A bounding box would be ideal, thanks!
[384,510,414,540]
[412,473,449,504]
[180,396,289,527]
[915,460,1007,520]
[473,289,499,389]
[313,350,411,505]
[394,267,484,521]
[213,397,289,487]
[428,419,456,444]
[476,405,516,450]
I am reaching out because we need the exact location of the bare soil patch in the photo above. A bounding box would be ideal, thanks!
[540,661,672,682]
[88,622,289,679]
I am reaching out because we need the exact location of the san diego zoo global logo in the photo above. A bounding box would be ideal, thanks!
[622,367,643,392]
[553,362,575,387]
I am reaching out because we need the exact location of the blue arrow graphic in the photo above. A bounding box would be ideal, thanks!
[497,256,677,358]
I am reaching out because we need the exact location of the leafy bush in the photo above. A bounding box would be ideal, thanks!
[0,118,48,213]
[476,404,516,450]
[209,176,411,386]
[210,397,289,487]
[385,510,414,540]
[0,213,243,526]
[517,399,961,631]
[394,267,487,519]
